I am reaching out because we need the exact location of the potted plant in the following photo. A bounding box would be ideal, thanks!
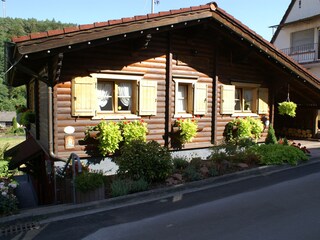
[119,120,148,144]
[84,120,149,157]
[97,121,123,156]
[278,101,297,117]
[173,118,198,145]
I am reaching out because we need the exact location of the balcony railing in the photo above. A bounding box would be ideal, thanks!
[280,43,319,64]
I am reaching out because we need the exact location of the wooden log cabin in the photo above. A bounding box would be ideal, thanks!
[5,2,320,204]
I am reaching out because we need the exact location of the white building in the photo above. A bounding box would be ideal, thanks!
[271,0,320,134]
[272,0,320,75]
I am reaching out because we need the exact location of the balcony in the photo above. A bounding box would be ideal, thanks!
[280,43,320,64]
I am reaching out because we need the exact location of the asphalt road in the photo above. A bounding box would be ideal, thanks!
[6,161,320,240]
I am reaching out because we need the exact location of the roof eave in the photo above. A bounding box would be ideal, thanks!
[212,6,320,90]
[14,8,214,56]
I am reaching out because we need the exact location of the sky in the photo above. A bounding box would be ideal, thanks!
[2,0,291,41]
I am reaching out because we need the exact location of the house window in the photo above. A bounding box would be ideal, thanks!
[97,81,133,113]
[173,76,208,117]
[220,83,268,115]
[291,29,314,53]
[71,72,157,118]
[176,83,191,114]
[235,88,254,112]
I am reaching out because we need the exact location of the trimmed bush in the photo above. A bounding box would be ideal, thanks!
[265,124,277,144]
[114,140,173,183]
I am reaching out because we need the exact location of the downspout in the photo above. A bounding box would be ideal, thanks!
[48,84,81,204]
[48,85,61,203]
[165,32,172,147]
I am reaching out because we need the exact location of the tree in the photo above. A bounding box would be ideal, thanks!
[265,124,278,145]
[0,17,75,111]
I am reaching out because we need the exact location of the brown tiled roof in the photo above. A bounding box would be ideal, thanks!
[11,3,211,43]
[7,1,320,89]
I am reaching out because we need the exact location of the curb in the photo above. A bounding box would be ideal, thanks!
[1,156,319,226]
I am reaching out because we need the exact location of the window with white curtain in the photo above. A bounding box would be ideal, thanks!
[97,80,133,113]
[97,82,113,111]
[177,84,188,113]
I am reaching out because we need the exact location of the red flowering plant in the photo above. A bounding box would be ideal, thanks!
[174,117,198,144]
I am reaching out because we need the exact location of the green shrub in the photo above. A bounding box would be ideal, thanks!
[224,117,263,143]
[12,117,18,129]
[114,140,173,183]
[173,157,189,171]
[111,178,130,197]
[111,178,149,197]
[119,120,148,144]
[0,149,19,216]
[189,157,202,170]
[0,185,19,216]
[128,178,149,193]
[208,166,219,177]
[174,118,198,143]
[74,171,104,193]
[19,110,35,126]
[96,121,123,156]
[265,124,277,145]
[183,165,202,181]
[85,120,148,156]
[246,117,264,140]
[251,144,308,165]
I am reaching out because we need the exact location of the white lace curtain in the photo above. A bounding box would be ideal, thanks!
[118,83,132,107]
[177,85,187,111]
[97,82,112,108]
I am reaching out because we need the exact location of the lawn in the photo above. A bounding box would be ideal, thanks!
[0,135,25,150]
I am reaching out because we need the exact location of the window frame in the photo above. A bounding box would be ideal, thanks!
[234,87,256,113]
[173,76,198,118]
[96,80,134,114]
[91,72,141,119]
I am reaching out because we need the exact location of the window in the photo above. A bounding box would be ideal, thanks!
[176,83,192,115]
[291,29,314,53]
[97,81,133,113]
[72,73,157,118]
[173,76,207,117]
[220,84,269,115]
[235,88,255,112]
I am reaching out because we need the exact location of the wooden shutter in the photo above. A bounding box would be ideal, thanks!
[139,80,157,116]
[194,83,207,115]
[71,77,97,117]
[258,88,269,114]
[220,85,235,114]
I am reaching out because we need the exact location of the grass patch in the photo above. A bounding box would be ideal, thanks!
[0,136,25,150]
